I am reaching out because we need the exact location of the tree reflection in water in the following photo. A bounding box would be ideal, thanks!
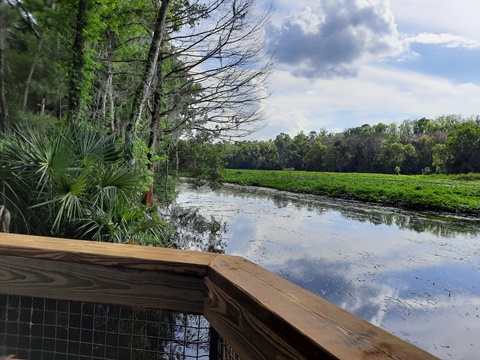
[210,183,480,237]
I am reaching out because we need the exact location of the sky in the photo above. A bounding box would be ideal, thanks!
[251,0,480,140]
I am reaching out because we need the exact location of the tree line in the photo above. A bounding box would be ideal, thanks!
[193,115,480,175]
[0,0,271,240]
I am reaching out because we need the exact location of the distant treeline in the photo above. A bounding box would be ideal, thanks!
[217,115,480,175]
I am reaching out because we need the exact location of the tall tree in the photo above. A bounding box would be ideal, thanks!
[128,0,273,205]
[445,121,480,173]
[127,0,273,141]
[127,0,172,135]
[66,0,90,120]
[22,1,57,111]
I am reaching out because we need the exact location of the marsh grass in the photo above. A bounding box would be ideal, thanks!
[222,170,480,215]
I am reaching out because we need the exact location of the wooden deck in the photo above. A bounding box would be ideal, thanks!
[0,233,438,359]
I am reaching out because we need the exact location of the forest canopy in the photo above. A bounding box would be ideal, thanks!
[0,0,272,239]
[215,115,480,175]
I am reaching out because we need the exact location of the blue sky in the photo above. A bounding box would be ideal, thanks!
[252,0,480,140]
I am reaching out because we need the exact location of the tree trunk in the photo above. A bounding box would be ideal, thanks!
[129,0,172,208]
[101,30,116,132]
[0,205,10,233]
[0,0,8,127]
[23,36,45,109]
[67,0,89,121]
[175,141,179,178]
[126,0,171,140]
[23,0,57,112]
[39,97,45,114]
[106,58,115,133]
[142,74,164,207]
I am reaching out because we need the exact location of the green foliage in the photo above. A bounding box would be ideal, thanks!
[10,110,57,128]
[444,120,480,173]
[152,136,179,206]
[432,143,449,174]
[0,123,172,245]
[223,115,480,175]
[452,173,480,181]
[154,172,178,206]
[303,141,327,171]
[224,140,279,170]
[222,169,480,215]
[131,139,162,191]
[177,133,225,188]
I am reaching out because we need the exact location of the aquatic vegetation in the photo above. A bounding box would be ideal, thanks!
[222,170,480,215]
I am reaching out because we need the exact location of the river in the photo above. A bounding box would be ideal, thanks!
[175,182,480,360]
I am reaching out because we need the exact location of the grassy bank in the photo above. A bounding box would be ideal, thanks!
[221,169,480,216]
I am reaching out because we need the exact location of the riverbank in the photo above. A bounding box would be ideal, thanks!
[221,169,480,216]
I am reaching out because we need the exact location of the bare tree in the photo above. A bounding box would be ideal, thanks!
[127,0,172,138]
[127,0,272,138]
[168,0,273,136]
[129,0,273,205]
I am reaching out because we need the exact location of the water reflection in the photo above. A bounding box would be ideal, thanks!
[267,256,480,359]
[181,182,480,237]
[176,182,480,359]
[268,257,393,327]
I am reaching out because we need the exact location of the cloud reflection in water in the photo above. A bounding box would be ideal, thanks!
[176,182,480,359]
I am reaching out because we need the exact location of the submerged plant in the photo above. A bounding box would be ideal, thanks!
[167,206,227,253]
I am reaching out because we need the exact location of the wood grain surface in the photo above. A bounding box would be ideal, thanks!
[0,233,217,275]
[205,255,438,360]
[0,254,204,314]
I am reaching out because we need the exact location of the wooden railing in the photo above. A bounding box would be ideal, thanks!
[0,233,437,359]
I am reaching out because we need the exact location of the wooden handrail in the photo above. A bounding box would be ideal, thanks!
[0,233,438,359]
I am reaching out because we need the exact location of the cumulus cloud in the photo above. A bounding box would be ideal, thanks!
[406,32,480,50]
[267,0,407,78]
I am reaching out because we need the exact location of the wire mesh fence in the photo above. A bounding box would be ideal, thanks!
[0,294,212,360]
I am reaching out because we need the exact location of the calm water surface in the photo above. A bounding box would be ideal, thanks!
[176,182,480,360]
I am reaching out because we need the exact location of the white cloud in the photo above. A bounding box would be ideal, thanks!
[406,32,480,50]
[250,0,480,141]
[289,6,325,35]
[267,0,406,78]
[390,0,480,40]
[254,65,480,139]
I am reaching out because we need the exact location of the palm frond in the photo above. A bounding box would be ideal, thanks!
[41,172,89,233]
[72,124,120,164]
[94,166,142,209]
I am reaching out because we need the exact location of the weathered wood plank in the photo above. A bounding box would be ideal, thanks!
[205,255,438,360]
[0,255,205,314]
[0,233,216,276]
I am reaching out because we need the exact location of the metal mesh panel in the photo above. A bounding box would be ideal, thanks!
[0,294,210,360]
